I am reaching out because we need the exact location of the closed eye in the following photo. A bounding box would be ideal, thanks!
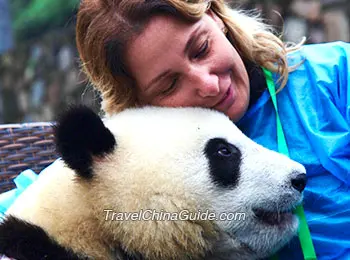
[161,76,179,95]
[193,39,209,59]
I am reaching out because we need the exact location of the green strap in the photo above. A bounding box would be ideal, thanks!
[263,68,317,260]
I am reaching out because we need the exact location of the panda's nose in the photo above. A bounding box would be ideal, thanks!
[291,173,307,192]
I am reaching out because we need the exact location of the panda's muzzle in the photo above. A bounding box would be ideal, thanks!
[253,173,307,228]
[253,208,294,226]
[253,173,306,226]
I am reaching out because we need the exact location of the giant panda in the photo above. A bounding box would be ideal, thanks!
[0,105,307,260]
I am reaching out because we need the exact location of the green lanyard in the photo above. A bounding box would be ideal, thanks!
[263,68,317,260]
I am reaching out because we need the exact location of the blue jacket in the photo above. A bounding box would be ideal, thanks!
[237,41,350,260]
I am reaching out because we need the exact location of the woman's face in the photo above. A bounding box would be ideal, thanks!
[126,10,250,122]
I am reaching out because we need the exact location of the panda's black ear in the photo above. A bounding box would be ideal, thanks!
[53,105,116,178]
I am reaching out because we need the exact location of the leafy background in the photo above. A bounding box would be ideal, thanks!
[10,0,79,41]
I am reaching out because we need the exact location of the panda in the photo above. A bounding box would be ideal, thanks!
[0,105,307,260]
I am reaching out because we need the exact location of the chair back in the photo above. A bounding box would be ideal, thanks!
[0,122,59,194]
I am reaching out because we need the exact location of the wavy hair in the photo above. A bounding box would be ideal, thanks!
[76,0,303,115]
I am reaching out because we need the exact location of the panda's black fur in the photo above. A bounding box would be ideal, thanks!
[0,105,307,260]
[54,105,116,179]
[0,216,84,259]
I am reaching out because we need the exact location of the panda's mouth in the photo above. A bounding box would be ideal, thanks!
[253,208,294,226]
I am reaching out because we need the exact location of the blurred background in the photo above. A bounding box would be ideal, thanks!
[0,0,349,124]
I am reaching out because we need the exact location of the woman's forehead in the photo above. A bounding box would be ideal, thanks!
[125,14,214,85]
[126,16,199,79]
[127,15,199,58]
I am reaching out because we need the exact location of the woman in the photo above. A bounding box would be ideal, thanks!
[74,0,350,259]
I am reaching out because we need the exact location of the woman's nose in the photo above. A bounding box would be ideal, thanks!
[190,70,220,97]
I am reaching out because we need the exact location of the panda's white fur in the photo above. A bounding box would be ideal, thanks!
[0,106,306,260]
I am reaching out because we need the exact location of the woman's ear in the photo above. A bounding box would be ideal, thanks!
[206,9,225,31]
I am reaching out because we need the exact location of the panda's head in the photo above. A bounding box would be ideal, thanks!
[54,105,306,259]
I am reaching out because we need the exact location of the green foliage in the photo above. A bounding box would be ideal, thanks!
[10,0,80,40]
[9,0,29,18]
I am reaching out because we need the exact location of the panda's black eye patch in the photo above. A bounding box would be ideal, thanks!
[205,138,241,188]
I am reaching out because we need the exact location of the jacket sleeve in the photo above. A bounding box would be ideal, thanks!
[298,41,350,184]
[326,41,350,123]
[304,41,350,121]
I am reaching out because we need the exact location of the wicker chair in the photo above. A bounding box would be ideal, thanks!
[0,122,59,194]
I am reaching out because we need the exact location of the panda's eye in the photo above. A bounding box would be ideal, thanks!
[217,146,232,157]
[205,138,242,188]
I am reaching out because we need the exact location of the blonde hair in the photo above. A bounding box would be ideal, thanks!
[76,0,303,115]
